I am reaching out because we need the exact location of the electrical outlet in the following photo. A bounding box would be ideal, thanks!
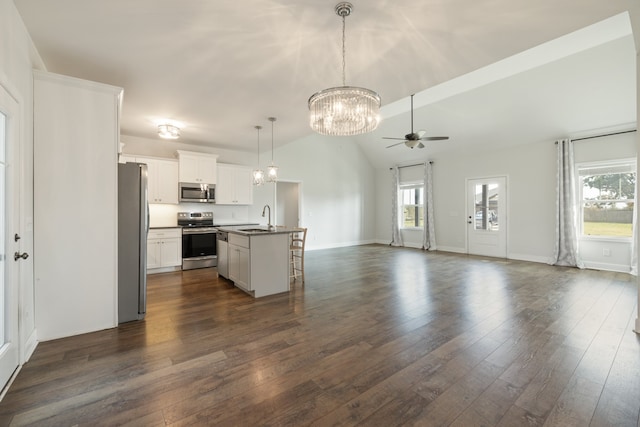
[603,248,611,257]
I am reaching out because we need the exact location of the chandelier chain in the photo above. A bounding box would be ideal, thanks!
[341,14,346,87]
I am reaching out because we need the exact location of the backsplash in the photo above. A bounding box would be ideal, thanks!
[148,203,250,227]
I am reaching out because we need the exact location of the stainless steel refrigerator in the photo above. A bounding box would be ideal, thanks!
[118,162,149,323]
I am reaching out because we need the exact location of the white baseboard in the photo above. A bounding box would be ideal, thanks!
[306,239,377,251]
[508,253,553,264]
[22,329,38,363]
[435,246,466,254]
[582,261,631,273]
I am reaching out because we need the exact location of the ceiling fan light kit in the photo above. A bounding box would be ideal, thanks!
[308,2,381,137]
[383,94,449,149]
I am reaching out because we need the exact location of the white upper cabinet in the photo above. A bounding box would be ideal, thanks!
[144,157,179,204]
[177,150,218,184]
[216,163,253,205]
[123,156,178,204]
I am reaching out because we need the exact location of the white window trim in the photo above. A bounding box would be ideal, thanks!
[576,158,636,242]
[399,181,424,230]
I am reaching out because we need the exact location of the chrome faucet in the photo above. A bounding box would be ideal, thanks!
[262,204,274,230]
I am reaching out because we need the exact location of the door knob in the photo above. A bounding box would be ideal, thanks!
[14,252,29,261]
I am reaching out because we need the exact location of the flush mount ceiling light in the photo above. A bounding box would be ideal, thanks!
[308,2,381,136]
[266,117,278,183]
[252,125,265,186]
[158,124,180,139]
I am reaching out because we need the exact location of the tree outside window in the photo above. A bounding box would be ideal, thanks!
[578,160,636,238]
[400,184,424,228]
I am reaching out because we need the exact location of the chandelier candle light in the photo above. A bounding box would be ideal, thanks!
[267,117,278,182]
[252,125,265,186]
[308,2,381,136]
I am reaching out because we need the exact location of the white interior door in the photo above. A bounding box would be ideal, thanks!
[0,84,20,392]
[467,176,507,258]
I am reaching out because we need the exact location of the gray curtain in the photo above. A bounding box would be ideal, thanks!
[422,162,436,250]
[552,139,584,268]
[391,166,403,246]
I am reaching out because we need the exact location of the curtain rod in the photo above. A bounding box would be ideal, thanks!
[571,129,637,142]
[389,161,433,170]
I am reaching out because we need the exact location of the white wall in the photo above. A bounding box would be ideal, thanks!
[0,0,45,361]
[249,133,377,250]
[375,132,637,270]
[377,139,558,261]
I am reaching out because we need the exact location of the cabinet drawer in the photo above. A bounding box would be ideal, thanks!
[149,228,181,239]
[229,233,249,249]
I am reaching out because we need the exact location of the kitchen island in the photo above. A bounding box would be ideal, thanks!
[217,226,299,298]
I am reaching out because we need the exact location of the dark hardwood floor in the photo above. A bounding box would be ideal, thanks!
[1,245,639,426]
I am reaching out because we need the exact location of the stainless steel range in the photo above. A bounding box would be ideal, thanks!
[178,212,217,270]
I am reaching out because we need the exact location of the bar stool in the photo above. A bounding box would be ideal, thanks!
[290,227,307,284]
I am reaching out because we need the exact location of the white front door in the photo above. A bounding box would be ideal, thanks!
[467,177,507,258]
[0,83,20,392]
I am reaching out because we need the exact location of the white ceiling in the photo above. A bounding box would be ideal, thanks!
[13,0,639,168]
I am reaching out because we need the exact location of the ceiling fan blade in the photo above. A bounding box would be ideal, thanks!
[420,136,449,141]
[386,141,406,148]
[382,137,406,140]
[416,130,427,138]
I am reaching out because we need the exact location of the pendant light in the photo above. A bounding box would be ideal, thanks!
[267,117,278,182]
[308,2,381,136]
[252,125,265,186]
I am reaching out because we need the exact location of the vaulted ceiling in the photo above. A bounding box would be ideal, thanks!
[14,0,639,168]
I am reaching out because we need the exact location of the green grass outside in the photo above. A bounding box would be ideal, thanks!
[583,222,632,237]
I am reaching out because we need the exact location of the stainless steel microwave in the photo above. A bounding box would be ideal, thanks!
[179,182,215,203]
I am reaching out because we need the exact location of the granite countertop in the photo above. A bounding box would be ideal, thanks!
[217,225,299,236]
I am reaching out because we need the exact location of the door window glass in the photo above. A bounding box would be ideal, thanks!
[474,183,499,231]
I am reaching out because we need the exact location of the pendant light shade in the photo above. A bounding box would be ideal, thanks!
[308,2,381,136]
[252,125,264,186]
[267,117,278,182]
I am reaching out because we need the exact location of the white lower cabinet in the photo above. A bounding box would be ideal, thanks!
[228,234,251,291]
[226,231,289,297]
[147,228,182,272]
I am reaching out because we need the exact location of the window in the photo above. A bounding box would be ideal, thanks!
[578,160,636,238]
[400,183,424,228]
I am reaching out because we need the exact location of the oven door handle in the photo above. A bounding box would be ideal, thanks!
[182,228,218,235]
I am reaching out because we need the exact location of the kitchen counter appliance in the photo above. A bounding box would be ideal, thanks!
[216,231,229,279]
[179,182,215,203]
[178,211,217,270]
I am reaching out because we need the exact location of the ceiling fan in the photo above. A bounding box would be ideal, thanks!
[384,94,449,149]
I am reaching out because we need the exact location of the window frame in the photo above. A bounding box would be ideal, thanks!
[399,182,424,230]
[576,158,636,242]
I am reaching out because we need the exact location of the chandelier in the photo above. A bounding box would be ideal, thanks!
[308,2,381,136]
[252,125,264,186]
[267,117,278,182]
